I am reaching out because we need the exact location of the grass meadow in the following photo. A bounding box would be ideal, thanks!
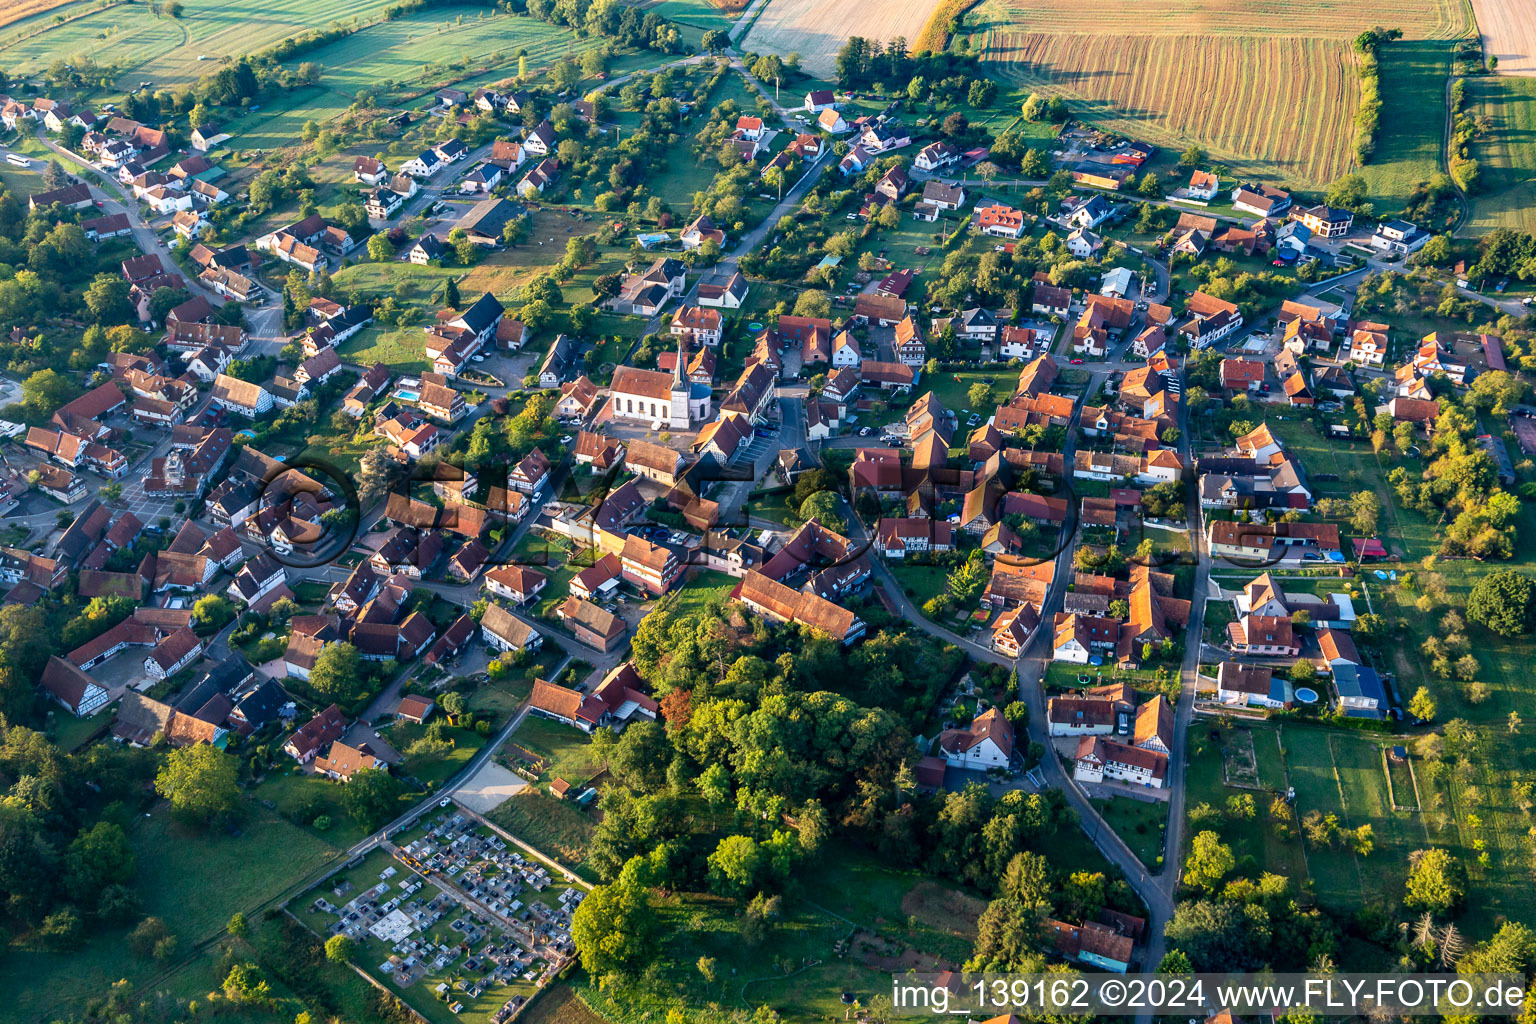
[0,803,340,1023]
[1467,74,1536,233]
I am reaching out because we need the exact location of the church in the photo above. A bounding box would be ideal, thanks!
[606,339,711,429]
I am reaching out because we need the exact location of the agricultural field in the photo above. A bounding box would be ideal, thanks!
[1471,0,1536,75]
[0,0,79,34]
[628,0,746,34]
[741,0,946,77]
[967,0,1471,191]
[1359,39,1464,206]
[0,0,401,90]
[1466,75,1536,233]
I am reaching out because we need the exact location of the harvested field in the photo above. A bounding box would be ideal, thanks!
[742,0,945,77]
[968,0,1471,189]
[0,0,77,33]
[981,31,1360,185]
[1472,0,1536,75]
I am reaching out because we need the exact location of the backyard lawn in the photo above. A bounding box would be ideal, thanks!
[926,369,1017,429]
[1093,796,1168,870]
[336,324,432,372]
[388,720,489,789]
[508,714,606,788]
[667,569,737,617]
[887,562,951,609]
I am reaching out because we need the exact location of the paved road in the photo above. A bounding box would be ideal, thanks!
[835,375,1180,945]
[22,128,287,362]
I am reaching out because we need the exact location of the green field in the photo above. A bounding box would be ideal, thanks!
[0,803,340,1023]
[1094,796,1168,869]
[1467,74,1536,233]
[969,0,1471,194]
[629,0,743,33]
[665,568,737,617]
[1358,40,1460,212]
[887,562,952,609]
[0,0,403,90]
[510,714,607,787]
[337,323,433,372]
[488,789,600,877]
[1281,726,1428,907]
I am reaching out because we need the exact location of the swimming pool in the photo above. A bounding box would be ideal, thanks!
[1295,687,1319,704]
[395,389,420,402]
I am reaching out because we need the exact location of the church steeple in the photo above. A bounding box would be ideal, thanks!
[671,333,688,392]
[669,332,691,429]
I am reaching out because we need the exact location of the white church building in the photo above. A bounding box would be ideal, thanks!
[606,340,711,429]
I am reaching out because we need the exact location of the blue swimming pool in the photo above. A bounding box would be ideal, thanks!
[1295,687,1319,704]
[395,389,420,402]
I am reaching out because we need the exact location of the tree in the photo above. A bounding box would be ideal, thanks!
[42,160,66,190]
[308,642,361,702]
[1408,686,1437,722]
[366,233,393,262]
[946,550,988,607]
[798,490,844,532]
[129,917,171,958]
[227,912,247,938]
[40,907,82,950]
[1159,950,1193,973]
[155,745,240,823]
[358,446,393,508]
[21,368,79,417]
[83,274,131,323]
[64,821,135,904]
[572,862,656,980]
[699,762,731,808]
[340,768,400,829]
[609,720,669,791]
[550,58,581,92]
[793,289,831,319]
[223,963,273,1005]
[1468,569,1536,636]
[325,934,355,963]
[1164,899,1271,970]
[1138,172,1161,197]
[1184,830,1235,891]
[1323,173,1371,214]
[1348,489,1381,536]
[193,594,233,628]
[707,834,762,896]
[967,382,991,410]
[1178,145,1206,167]
[1405,848,1466,914]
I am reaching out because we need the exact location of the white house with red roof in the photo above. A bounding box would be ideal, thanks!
[937,707,1014,769]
